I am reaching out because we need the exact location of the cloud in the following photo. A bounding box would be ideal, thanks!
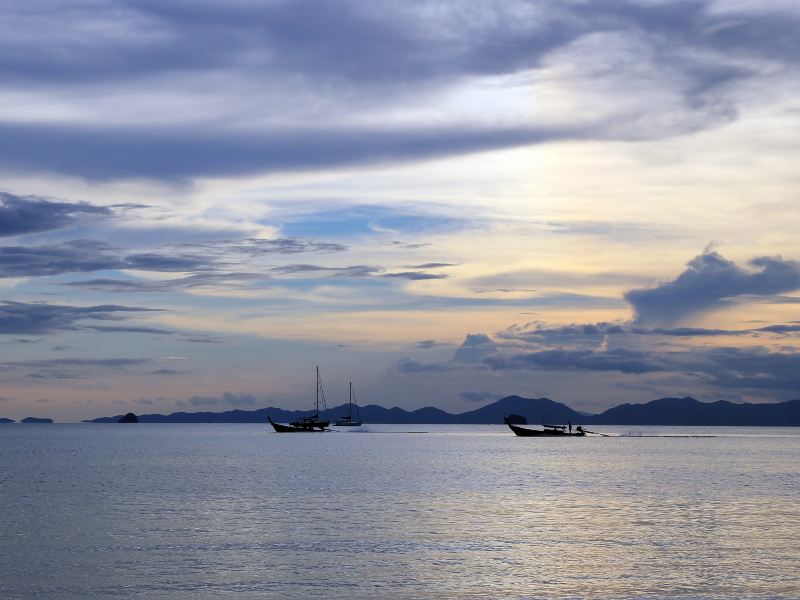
[415,339,444,349]
[1,236,344,280]
[483,342,800,392]
[393,357,455,373]
[184,238,347,256]
[0,300,159,335]
[63,272,269,293]
[186,392,259,407]
[0,240,218,278]
[6,358,149,369]
[149,369,188,376]
[6,1,794,180]
[0,240,124,278]
[453,333,498,364]
[625,250,800,324]
[0,192,112,237]
[484,347,671,374]
[271,264,381,277]
[498,319,800,348]
[86,325,173,335]
[381,271,447,281]
[270,263,446,280]
[460,390,499,403]
[0,121,563,182]
[406,263,458,269]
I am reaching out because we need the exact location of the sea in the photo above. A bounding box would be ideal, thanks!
[1,424,798,599]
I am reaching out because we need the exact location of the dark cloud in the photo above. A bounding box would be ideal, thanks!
[271,264,447,280]
[415,340,443,349]
[64,272,268,293]
[0,300,159,335]
[124,252,212,272]
[62,278,166,293]
[0,121,563,182]
[86,325,173,335]
[393,357,455,373]
[4,1,791,88]
[405,263,458,269]
[185,392,259,407]
[272,264,381,277]
[27,371,83,380]
[149,369,188,376]
[460,391,499,403]
[0,239,218,278]
[453,333,498,364]
[700,347,800,391]
[1,1,798,180]
[178,335,223,344]
[0,192,112,237]
[0,240,124,278]
[625,250,800,324]
[7,358,148,369]
[1,238,343,280]
[499,320,800,345]
[185,238,347,256]
[483,343,800,392]
[382,271,447,281]
[485,347,670,374]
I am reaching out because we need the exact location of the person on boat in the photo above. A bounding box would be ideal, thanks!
[576,425,583,434]
[568,420,572,434]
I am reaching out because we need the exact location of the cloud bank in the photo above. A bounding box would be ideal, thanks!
[625,250,800,324]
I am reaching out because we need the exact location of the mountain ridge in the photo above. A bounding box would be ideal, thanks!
[84,395,800,426]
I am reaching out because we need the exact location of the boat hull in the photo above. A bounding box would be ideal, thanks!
[269,416,329,432]
[505,421,585,437]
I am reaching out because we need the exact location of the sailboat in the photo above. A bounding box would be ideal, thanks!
[268,366,330,432]
[334,381,362,427]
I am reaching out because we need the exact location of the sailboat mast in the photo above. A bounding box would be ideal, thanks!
[316,365,320,416]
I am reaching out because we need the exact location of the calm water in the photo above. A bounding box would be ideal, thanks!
[1,424,798,599]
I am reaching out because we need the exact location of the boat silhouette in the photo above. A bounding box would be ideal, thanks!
[269,366,330,432]
[504,417,586,437]
[334,381,362,427]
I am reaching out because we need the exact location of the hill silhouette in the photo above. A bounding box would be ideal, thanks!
[591,396,800,426]
[85,395,800,426]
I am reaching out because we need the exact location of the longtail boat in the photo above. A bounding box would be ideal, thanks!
[504,417,586,437]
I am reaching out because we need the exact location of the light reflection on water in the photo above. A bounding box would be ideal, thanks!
[1,424,798,599]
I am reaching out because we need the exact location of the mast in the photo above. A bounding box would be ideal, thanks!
[349,381,353,418]
[316,365,320,416]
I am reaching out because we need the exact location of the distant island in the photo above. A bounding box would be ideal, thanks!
[0,417,15,424]
[21,417,54,423]
[85,396,800,426]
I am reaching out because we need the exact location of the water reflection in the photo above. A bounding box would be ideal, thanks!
[1,424,798,598]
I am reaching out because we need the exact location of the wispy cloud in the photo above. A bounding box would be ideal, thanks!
[0,192,112,237]
[0,301,160,335]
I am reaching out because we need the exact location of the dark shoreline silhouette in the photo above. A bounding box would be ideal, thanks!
[21,417,54,423]
[84,396,800,426]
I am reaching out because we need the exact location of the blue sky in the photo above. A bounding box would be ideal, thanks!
[1,0,800,420]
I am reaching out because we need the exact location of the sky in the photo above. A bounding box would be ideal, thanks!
[1,0,800,421]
